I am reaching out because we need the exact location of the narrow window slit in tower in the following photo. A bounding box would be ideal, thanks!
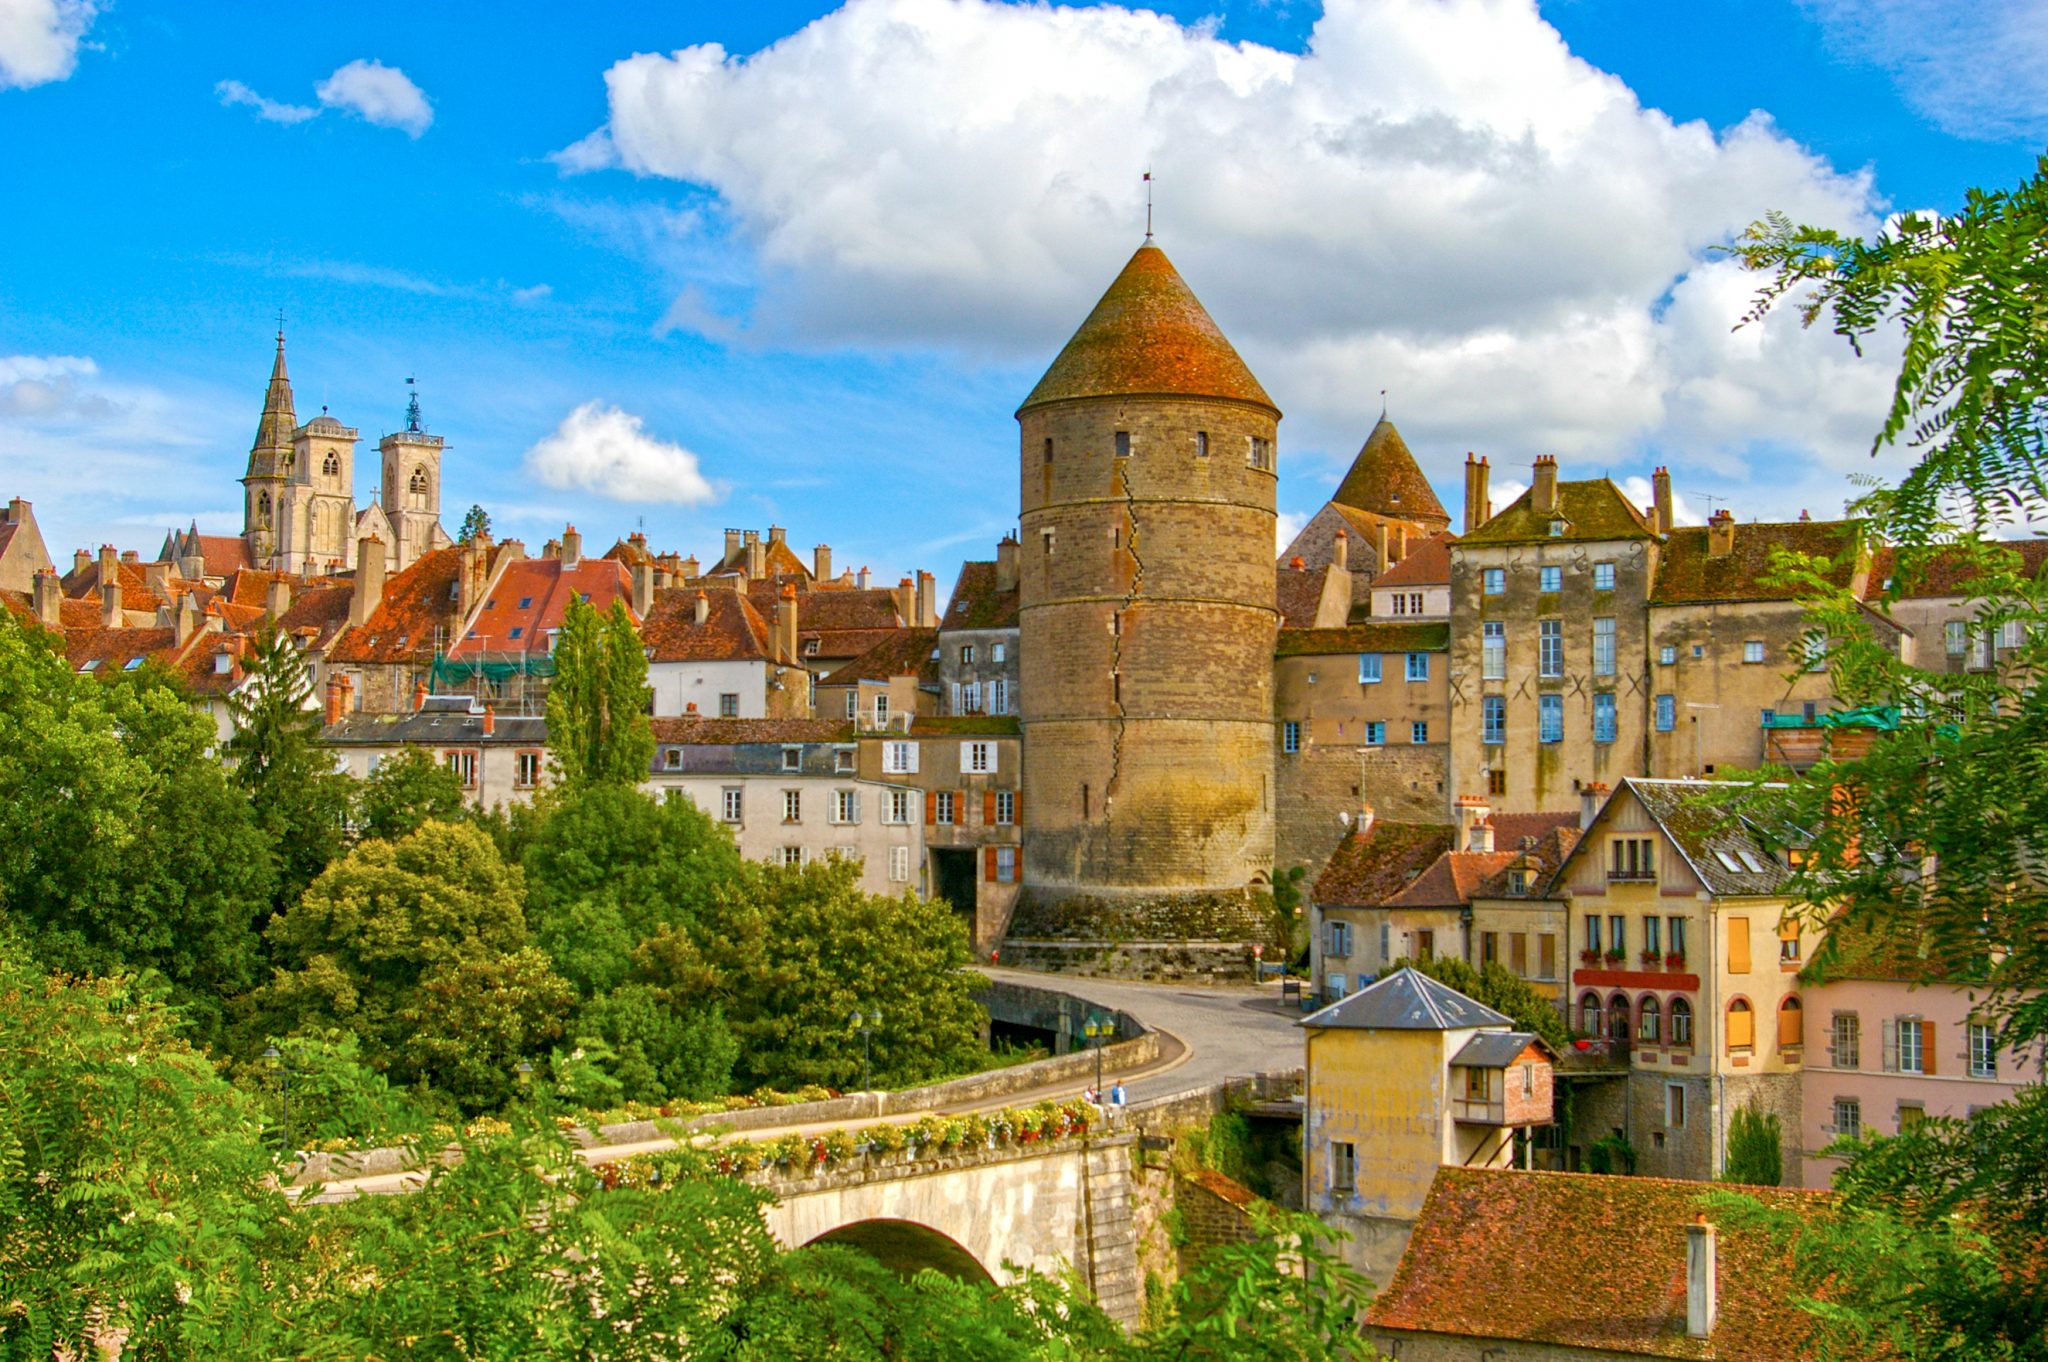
[1114,431,1130,459]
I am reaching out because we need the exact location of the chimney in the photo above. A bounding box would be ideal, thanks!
[1454,794,1492,852]
[1396,525,1408,562]
[413,679,428,712]
[1356,801,1374,839]
[1289,556,1306,571]
[768,524,786,548]
[694,590,710,626]
[173,592,200,645]
[681,554,701,580]
[73,548,90,576]
[144,561,170,596]
[98,544,118,587]
[120,549,139,565]
[814,543,833,582]
[916,571,937,628]
[324,675,348,726]
[100,575,122,628]
[1686,1216,1718,1340]
[629,531,647,552]
[482,703,496,736]
[1470,817,1495,854]
[1374,522,1389,573]
[1532,455,1558,515]
[1465,453,1492,533]
[561,525,582,568]
[351,535,387,628]
[723,528,742,567]
[776,583,799,662]
[895,576,915,625]
[1707,509,1736,557]
[1332,528,1349,569]
[266,576,291,619]
[632,562,654,617]
[857,566,872,590]
[996,535,1019,593]
[542,538,561,561]
[3,497,23,523]
[1652,466,1674,535]
[32,570,61,629]
[1581,781,1609,831]
[744,530,764,579]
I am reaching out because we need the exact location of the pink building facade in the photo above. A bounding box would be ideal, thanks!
[1800,975,2043,1190]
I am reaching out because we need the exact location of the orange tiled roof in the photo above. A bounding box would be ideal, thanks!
[1366,1167,1838,1360]
[1313,822,1455,908]
[641,588,785,664]
[820,627,939,686]
[275,581,355,651]
[749,582,903,633]
[939,562,1019,631]
[1332,419,1450,527]
[449,557,634,659]
[1375,530,1456,589]
[63,625,181,677]
[192,534,253,578]
[328,547,463,665]
[709,537,813,581]
[1019,242,1277,415]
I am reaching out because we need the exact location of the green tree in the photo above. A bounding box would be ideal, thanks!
[253,820,572,1110]
[545,595,655,789]
[354,746,466,843]
[1722,1102,1783,1187]
[1135,1209,1381,1361]
[1392,954,1570,1052]
[243,1026,430,1149]
[225,627,352,918]
[458,503,492,543]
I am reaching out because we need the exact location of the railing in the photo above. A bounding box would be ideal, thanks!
[1607,869,1656,882]
[1451,1097,1506,1124]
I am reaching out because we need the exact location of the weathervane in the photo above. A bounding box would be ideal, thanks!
[1143,170,1154,242]
[1380,388,1388,420]
[405,376,422,433]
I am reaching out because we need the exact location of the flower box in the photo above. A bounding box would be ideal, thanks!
[1579,949,1601,965]
[1603,950,1626,964]
[1666,952,1687,968]
[1640,950,1662,967]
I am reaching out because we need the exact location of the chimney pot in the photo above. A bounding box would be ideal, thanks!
[73,548,91,575]
[857,566,871,590]
[1470,817,1495,854]
[324,676,347,727]
[1533,455,1559,516]
[814,543,833,582]
[694,591,710,626]
[1708,509,1736,557]
[482,703,496,736]
[561,525,582,568]
[632,562,653,618]
[1332,529,1349,570]
[414,679,428,711]
[32,569,61,629]
[1652,466,1675,535]
[1289,555,1306,571]
[996,535,1019,593]
[100,576,122,629]
[1465,452,1493,533]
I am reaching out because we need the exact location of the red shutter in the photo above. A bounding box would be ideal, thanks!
[984,790,997,826]
[1922,1021,1937,1075]
[924,791,937,825]
[1011,789,1022,826]
[985,846,998,881]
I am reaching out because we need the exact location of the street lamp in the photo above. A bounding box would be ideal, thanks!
[849,1009,881,1091]
[262,1045,291,1153]
[1082,1013,1115,1099]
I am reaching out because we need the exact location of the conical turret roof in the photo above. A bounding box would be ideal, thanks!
[1332,418,1448,526]
[1019,242,1276,416]
[246,333,297,479]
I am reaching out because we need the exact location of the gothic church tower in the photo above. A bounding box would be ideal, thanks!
[1017,242,1279,908]
[241,332,295,567]
[378,385,452,572]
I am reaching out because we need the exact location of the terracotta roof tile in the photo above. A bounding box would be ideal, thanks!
[1019,242,1277,415]
[1312,822,1455,907]
[63,626,181,676]
[1864,537,2048,600]
[1385,851,1519,908]
[275,581,355,651]
[1276,622,1448,657]
[820,627,939,686]
[450,557,634,660]
[641,588,784,664]
[752,583,903,633]
[709,538,813,580]
[328,547,464,665]
[1651,521,1864,604]
[1332,419,1450,526]
[905,715,1020,735]
[1374,530,1456,589]
[939,562,1019,630]
[1460,479,1657,547]
[802,626,904,662]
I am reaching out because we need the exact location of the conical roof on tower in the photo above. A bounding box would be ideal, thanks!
[1019,242,1277,416]
[246,332,297,478]
[1331,417,1448,527]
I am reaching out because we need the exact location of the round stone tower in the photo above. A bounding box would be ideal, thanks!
[1017,241,1279,910]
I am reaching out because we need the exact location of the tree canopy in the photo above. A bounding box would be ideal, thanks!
[545,595,655,789]
[224,627,351,918]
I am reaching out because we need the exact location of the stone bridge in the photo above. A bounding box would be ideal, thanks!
[750,1131,1141,1325]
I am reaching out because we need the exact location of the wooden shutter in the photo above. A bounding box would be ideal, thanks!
[1726,1002,1754,1050]
[924,790,937,825]
[1881,1018,1898,1072]
[1011,789,1022,825]
[1727,916,1751,974]
[984,790,997,826]
[1778,998,1803,1048]
[1921,1021,1937,1075]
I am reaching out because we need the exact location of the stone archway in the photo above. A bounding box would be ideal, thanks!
[803,1218,994,1282]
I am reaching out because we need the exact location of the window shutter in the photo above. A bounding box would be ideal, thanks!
[1881,1018,1898,1073]
[984,790,997,825]
[1921,1021,1937,1075]
[985,846,998,881]
[849,792,861,823]
[924,791,937,825]
[1727,1003,1754,1050]
[1727,916,1751,974]
[1012,789,1023,825]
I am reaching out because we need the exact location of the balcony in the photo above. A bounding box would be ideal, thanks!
[1606,869,1655,883]
[1452,1096,1506,1125]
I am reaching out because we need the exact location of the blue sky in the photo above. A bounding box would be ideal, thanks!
[3,0,2044,587]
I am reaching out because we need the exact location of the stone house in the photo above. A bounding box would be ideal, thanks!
[640,584,807,720]
[442,528,634,712]
[1307,813,1453,1003]
[0,498,55,593]
[936,543,1020,718]
[323,694,546,811]
[815,627,939,731]
[1368,528,1453,620]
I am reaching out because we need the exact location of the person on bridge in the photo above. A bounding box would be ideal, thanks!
[1109,1081,1127,1113]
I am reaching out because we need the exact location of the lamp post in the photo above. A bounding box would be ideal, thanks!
[850,1009,881,1091]
[262,1045,291,1153]
[1083,1013,1115,1098]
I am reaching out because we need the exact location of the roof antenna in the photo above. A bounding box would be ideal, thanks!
[275,306,286,345]
[1143,170,1153,242]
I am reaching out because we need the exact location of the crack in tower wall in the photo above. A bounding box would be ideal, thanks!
[1105,456,1144,819]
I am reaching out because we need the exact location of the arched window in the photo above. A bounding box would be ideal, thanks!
[1607,992,1631,1042]
[256,489,271,526]
[1778,995,1804,1049]
[1670,998,1694,1047]
[322,450,340,478]
[1727,998,1755,1052]
[1638,995,1662,1044]
[408,465,429,509]
[1579,992,1603,1035]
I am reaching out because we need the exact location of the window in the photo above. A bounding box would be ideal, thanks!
[1898,1103,1927,1132]
[515,751,542,787]
[1659,645,1677,665]
[889,845,911,883]
[719,787,743,823]
[1364,722,1385,746]
[1963,1020,1998,1078]
[1538,933,1556,979]
[1727,998,1755,1052]
[1891,1017,1927,1074]
[780,846,805,868]
[1668,916,1687,961]
[662,747,683,772]
[963,741,996,773]
[1593,617,1616,675]
[1779,921,1802,964]
[2000,620,2024,650]
[992,642,1006,663]
[1330,1140,1356,1192]
[1044,436,1054,463]
[1406,651,1430,681]
[1644,917,1662,957]
[1482,621,1506,679]
[1609,837,1655,880]
[844,690,858,720]
[1833,1097,1862,1139]
[1743,640,1766,664]
[1411,721,1428,744]
[1196,431,1209,458]
[935,791,956,824]
[1325,921,1353,958]
[441,750,479,788]
[517,596,534,609]
[1248,436,1273,471]
[1509,933,1527,972]
[1608,915,1626,956]
[961,644,977,665]
[991,677,1010,714]
[833,789,859,824]
[1523,1062,1535,1098]
[834,748,855,774]
[1482,567,1505,595]
[1665,1083,1686,1127]
[1488,767,1507,796]
[1946,620,1968,655]
[874,694,891,727]
[1593,692,1617,743]
[1607,993,1631,1041]
[995,790,1015,825]
[1326,972,1346,1000]
[1483,695,1506,745]
[1359,653,1382,684]
[1831,1012,1860,1069]
[1779,996,1805,1050]
[1415,930,1435,960]
[1584,915,1601,955]
[1480,931,1497,965]
[781,746,802,772]
[1594,561,1616,591]
[1655,693,1676,731]
[1283,720,1301,754]
[1379,922,1390,965]
[508,627,525,640]
[782,789,802,823]
[1579,993,1603,1033]
[1669,998,1693,1047]
[883,741,917,774]
[1539,620,1563,677]
[1539,694,1563,743]
[1539,565,1562,594]
[1692,643,1705,659]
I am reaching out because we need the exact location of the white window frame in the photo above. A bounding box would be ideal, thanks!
[1482,567,1505,596]
[1969,1021,1997,1078]
[782,789,802,824]
[1593,617,1616,676]
[832,789,859,824]
[963,740,996,773]
[1405,651,1430,682]
[886,789,913,824]
[935,790,956,825]
[1482,621,1506,680]
[721,787,744,824]
[889,845,911,882]
[883,740,917,774]
[781,746,802,771]
[1832,1096,1861,1139]
[1330,1140,1356,1192]
[1539,620,1563,678]
[995,846,1017,883]
[1743,640,1766,664]
[995,789,1015,825]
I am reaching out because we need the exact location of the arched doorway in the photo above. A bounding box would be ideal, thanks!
[802,1219,994,1283]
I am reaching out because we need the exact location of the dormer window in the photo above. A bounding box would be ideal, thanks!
[1548,518,1566,537]
[213,653,233,675]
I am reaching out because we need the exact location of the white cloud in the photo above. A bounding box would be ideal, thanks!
[574,0,1901,520]
[1275,509,1310,553]
[0,0,95,90]
[1801,0,2048,142]
[215,78,319,124]
[316,59,433,137]
[524,401,718,505]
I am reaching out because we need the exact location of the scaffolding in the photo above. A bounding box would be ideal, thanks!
[430,652,556,715]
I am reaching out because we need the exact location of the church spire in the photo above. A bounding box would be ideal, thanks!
[247,329,297,477]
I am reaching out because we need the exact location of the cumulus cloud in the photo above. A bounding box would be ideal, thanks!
[0,0,95,90]
[215,78,319,124]
[1275,509,1310,553]
[316,59,434,136]
[1802,0,2048,142]
[524,401,718,504]
[572,0,1903,519]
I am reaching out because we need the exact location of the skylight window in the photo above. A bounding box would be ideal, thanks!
[518,597,534,609]
[80,659,100,672]
[123,657,144,671]
[1715,851,1743,873]
[1737,850,1767,873]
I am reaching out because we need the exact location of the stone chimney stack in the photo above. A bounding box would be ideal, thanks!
[542,538,561,561]
[996,535,1019,593]
[1652,466,1674,536]
[1465,453,1492,533]
[1470,816,1495,854]
[561,525,582,568]
[814,543,833,582]
[1374,522,1389,574]
[324,674,350,725]
[100,574,122,628]
[1454,794,1492,852]
[632,562,654,617]
[144,561,170,596]
[413,679,428,712]
[916,570,937,628]
[120,549,139,565]
[1707,509,1736,557]
[723,529,743,568]
[1581,781,1609,831]
[32,569,61,629]
[1686,1216,1718,1340]
[4,497,24,524]
[73,548,90,576]
[266,576,292,619]
[482,703,496,736]
[98,544,118,588]
[744,530,764,579]
[858,566,872,590]
[776,584,799,662]
[694,590,710,626]
[1356,801,1374,838]
[173,591,201,645]
[350,534,387,628]
[894,576,915,626]
[1332,528,1349,570]
[680,554,701,581]
[1532,455,1559,516]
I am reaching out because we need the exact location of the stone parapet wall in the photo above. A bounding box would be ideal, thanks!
[992,939,1261,983]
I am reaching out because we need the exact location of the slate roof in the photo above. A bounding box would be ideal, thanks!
[1450,1031,1549,1068]
[1332,419,1450,526]
[1651,520,1865,604]
[1019,242,1277,415]
[1275,561,1337,627]
[1459,478,1657,547]
[1619,778,1791,897]
[649,717,856,746]
[1313,822,1455,907]
[1374,530,1455,589]
[1300,967,1511,1031]
[323,710,547,746]
[939,561,1019,631]
[640,588,786,664]
[1275,621,1448,657]
[1366,1168,1837,1360]
[819,627,939,686]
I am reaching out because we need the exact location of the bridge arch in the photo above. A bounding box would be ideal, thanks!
[803,1218,994,1282]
